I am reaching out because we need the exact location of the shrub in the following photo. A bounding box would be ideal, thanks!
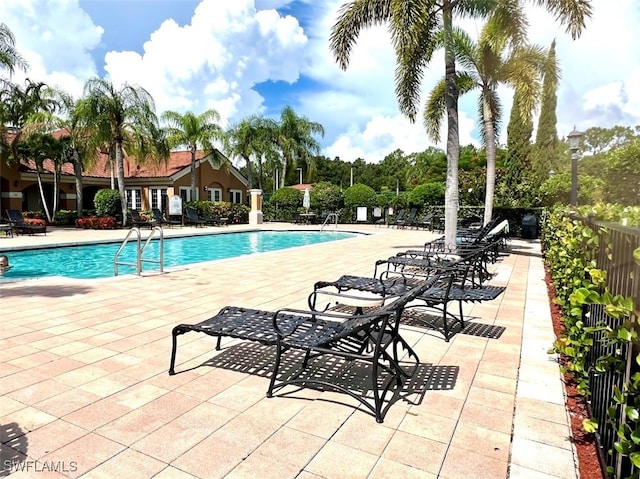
[310,182,343,212]
[408,182,445,207]
[53,210,78,225]
[343,183,377,209]
[187,200,250,224]
[25,218,46,227]
[94,189,122,217]
[75,216,118,229]
[343,183,378,222]
[268,187,303,221]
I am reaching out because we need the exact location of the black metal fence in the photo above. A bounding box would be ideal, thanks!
[581,218,640,477]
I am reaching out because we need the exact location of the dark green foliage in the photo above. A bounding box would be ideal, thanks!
[94,189,122,217]
[268,187,303,221]
[505,88,533,189]
[538,172,604,206]
[343,183,377,208]
[269,187,303,207]
[407,182,445,207]
[535,40,559,149]
[188,200,250,224]
[53,210,78,225]
[310,181,343,212]
[604,140,640,205]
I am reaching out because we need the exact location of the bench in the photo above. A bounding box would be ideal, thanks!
[169,275,440,422]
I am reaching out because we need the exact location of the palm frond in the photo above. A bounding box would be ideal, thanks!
[532,0,593,39]
[329,0,392,70]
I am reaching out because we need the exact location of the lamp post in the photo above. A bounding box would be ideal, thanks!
[567,127,583,206]
[296,167,302,185]
[350,167,354,187]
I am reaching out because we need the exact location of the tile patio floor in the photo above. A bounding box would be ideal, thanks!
[0,223,577,478]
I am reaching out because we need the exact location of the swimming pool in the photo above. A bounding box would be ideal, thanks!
[0,230,360,281]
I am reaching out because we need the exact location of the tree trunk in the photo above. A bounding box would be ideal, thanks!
[190,148,198,202]
[280,156,287,189]
[443,3,460,251]
[73,151,84,217]
[244,154,253,188]
[53,166,59,215]
[35,168,52,222]
[483,91,497,226]
[115,142,128,227]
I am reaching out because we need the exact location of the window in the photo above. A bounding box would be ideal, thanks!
[207,188,222,202]
[125,188,142,210]
[179,186,193,203]
[229,189,242,204]
[150,188,167,210]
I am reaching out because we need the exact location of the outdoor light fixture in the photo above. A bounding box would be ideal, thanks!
[567,126,583,206]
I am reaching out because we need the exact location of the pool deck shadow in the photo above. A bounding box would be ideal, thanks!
[0,224,577,479]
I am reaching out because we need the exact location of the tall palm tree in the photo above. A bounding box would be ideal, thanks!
[424,3,550,225]
[274,106,324,189]
[78,78,168,226]
[330,0,592,249]
[225,115,277,189]
[162,109,226,201]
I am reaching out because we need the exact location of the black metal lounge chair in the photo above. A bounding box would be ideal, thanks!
[395,208,417,229]
[5,209,46,235]
[387,209,406,228]
[152,209,182,228]
[312,244,504,341]
[184,207,208,227]
[128,209,152,228]
[169,275,441,422]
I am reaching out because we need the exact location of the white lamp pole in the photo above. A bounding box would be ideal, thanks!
[297,167,302,185]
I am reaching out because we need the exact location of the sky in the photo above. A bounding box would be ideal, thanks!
[2,0,640,166]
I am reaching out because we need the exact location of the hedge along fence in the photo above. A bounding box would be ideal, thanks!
[542,204,640,479]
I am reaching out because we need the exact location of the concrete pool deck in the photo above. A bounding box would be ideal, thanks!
[0,223,577,478]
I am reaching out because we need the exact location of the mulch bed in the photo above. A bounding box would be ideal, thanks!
[545,268,606,479]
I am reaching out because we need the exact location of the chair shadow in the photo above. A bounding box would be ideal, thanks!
[190,341,459,415]
[0,422,28,477]
[401,310,506,340]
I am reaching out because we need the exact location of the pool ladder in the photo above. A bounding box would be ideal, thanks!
[114,226,164,276]
[319,213,338,230]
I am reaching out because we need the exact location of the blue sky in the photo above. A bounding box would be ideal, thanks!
[3,0,640,164]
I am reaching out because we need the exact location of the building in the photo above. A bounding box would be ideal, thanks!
[0,144,249,216]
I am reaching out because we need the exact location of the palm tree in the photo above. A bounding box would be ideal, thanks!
[330,0,592,249]
[79,78,168,226]
[225,115,277,189]
[424,3,550,225]
[162,109,226,201]
[0,23,27,76]
[273,106,324,189]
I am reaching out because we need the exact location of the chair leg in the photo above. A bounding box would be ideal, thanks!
[169,326,185,375]
[267,341,284,398]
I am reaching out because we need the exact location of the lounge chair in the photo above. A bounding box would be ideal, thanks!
[128,209,151,228]
[184,207,207,227]
[152,208,182,228]
[169,275,441,423]
[5,209,46,235]
[415,213,434,230]
[387,209,406,228]
[396,208,417,228]
[312,244,504,341]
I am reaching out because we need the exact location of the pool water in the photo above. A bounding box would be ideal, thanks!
[0,230,359,281]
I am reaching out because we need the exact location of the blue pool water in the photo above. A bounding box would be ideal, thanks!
[0,230,359,281]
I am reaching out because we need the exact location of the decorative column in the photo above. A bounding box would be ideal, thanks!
[248,189,263,225]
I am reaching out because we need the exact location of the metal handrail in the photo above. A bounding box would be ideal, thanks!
[114,227,141,276]
[140,226,164,274]
[320,213,338,231]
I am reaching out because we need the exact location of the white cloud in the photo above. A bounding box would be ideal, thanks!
[2,0,102,97]
[102,0,308,126]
